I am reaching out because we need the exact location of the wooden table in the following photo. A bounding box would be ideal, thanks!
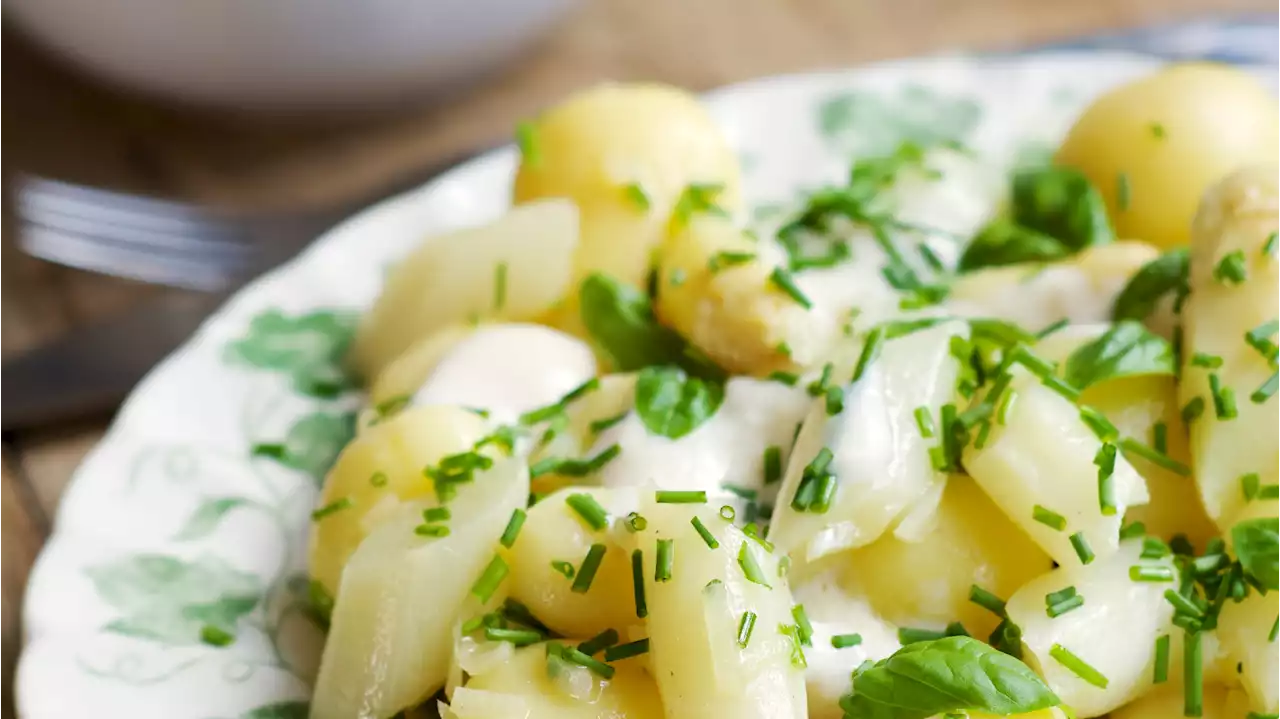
[0,0,1267,713]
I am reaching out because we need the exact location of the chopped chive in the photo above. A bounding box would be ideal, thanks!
[414,524,451,537]
[565,493,610,531]
[808,363,835,396]
[1241,472,1262,501]
[1033,504,1068,531]
[1070,532,1095,565]
[1184,629,1203,716]
[200,625,234,647]
[1245,320,1279,364]
[1173,614,1204,633]
[668,268,686,287]
[486,627,543,646]
[1261,484,1280,500]
[766,370,800,386]
[550,560,575,579]
[588,412,628,435]
[1119,436,1191,476]
[655,490,707,504]
[1152,421,1168,454]
[1036,318,1070,339]
[779,623,809,668]
[422,506,451,523]
[1079,406,1118,441]
[655,539,674,582]
[625,512,647,532]
[763,446,783,484]
[622,182,650,212]
[1141,537,1171,559]
[989,618,1024,659]
[372,394,412,419]
[631,549,647,618]
[825,385,845,415]
[1154,633,1170,683]
[577,628,620,656]
[1149,122,1166,139]
[471,555,509,603]
[311,497,354,521]
[370,471,389,488]
[719,504,736,521]
[831,633,863,649]
[530,443,621,479]
[1120,520,1147,540]
[515,121,540,166]
[1181,397,1206,423]
[1212,250,1247,285]
[996,389,1019,426]
[1190,352,1224,369]
[737,542,771,588]
[769,267,813,308]
[968,584,1007,617]
[1251,372,1278,403]
[914,406,936,438]
[792,605,814,646]
[1209,373,1238,419]
[851,327,886,382]
[722,484,757,500]
[1050,643,1109,688]
[1164,589,1205,618]
[1116,172,1131,211]
[974,420,993,450]
[945,621,969,637]
[561,645,616,679]
[898,627,948,644]
[1266,231,1279,257]
[1046,595,1085,618]
[708,250,758,272]
[604,638,650,662]
[1129,564,1176,582]
[500,508,527,548]
[737,611,758,648]
[691,516,721,549]
[571,544,608,594]
[1269,616,1278,642]
[1095,443,1118,516]
[492,261,508,311]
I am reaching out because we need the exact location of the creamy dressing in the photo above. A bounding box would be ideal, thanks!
[590,377,811,500]
[948,263,1127,328]
[412,324,597,422]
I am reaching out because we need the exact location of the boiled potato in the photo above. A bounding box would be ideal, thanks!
[791,568,901,719]
[1006,539,1176,717]
[1036,324,1216,548]
[513,83,742,293]
[842,477,1053,641]
[1056,64,1279,250]
[1216,586,1279,713]
[770,321,969,562]
[309,405,490,597]
[349,199,579,379]
[635,498,807,718]
[312,458,529,719]
[453,641,664,718]
[1180,165,1279,530]
[369,324,475,406]
[963,367,1149,568]
[948,241,1159,329]
[507,486,641,638]
[1109,684,1254,719]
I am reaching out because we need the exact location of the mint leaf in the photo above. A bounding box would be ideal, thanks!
[958,219,1072,272]
[635,366,725,440]
[1233,517,1279,591]
[1011,167,1114,251]
[840,636,1059,719]
[579,273,688,371]
[1112,248,1190,323]
[1062,321,1175,391]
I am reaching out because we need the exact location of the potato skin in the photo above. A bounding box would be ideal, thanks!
[1055,63,1279,250]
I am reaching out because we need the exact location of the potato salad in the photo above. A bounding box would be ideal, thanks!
[306,67,1279,719]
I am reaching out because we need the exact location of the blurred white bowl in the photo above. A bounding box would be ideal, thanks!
[7,0,579,110]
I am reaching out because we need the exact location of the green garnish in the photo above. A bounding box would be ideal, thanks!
[1095,443,1118,516]
[768,267,813,309]
[531,444,622,479]
[1129,565,1176,582]
[791,447,837,513]
[515,121,540,166]
[550,560,575,579]
[1036,317,1070,339]
[1152,421,1168,454]
[1118,436,1190,476]
[635,365,725,440]
[708,251,757,272]
[588,412,629,435]
[655,490,707,504]
[968,585,1007,617]
[1163,589,1204,619]
[1212,250,1248,285]
[691,516,720,549]
[604,638,650,662]
[852,326,886,382]
[622,182,651,212]
[831,633,863,648]
[1265,231,1279,257]
[1150,122,1166,139]
[200,625,234,647]
[311,497,353,521]
[1252,373,1278,404]
[413,524,450,538]
[1062,321,1175,391]
[471,554,509,603]
[766,370,800,386]
[571,544,608,594]
[1079,405,1118,441]
[737,611,758,648]
[1116,172,1131,211]
[914,406,936,438]
[1032,504,1067,531]
[763,445,783,484]
[1045,586,1084,618]
[1209,373,1238,419]
[654,539,674,582]
[1181,397,1206,423]
[370,471,389,488]
[553,642,616,679]
[898,626,948,644]
[625,512,647,532]
[737,542,771,588]
[422,506,450,523]
[671,183,728,226]
[1050,643,1109,688]
[564,493,610,531]
[1232,518,1279,590]
[631,549,647,618]
[1184,630,1203,716]
[1153,633,1170,683]
[485,627,543,646]
[1112,248,1190,322]
[492,261,508,311]
[1245,320,1279,365]
[792,604,814,646]
[1070,532,1095,565]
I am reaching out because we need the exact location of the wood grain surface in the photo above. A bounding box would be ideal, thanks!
[0,0,1268,714]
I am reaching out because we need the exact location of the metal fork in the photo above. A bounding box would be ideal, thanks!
[13,150,484,290]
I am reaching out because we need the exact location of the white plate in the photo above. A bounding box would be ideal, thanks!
[17,45,1275,718]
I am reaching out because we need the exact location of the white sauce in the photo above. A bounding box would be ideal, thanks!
[590,377,811,500]
[947,263,1127,329]
[412,323,596,423]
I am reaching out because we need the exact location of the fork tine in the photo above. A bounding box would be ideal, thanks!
[20,210,257,259]
[19,177,235,231]
[20,225,245,291]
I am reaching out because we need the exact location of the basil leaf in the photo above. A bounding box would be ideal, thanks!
[957,219,1071,273]
[839,636,1059,719]
[1011,166,1114,251]
[1062,321,1176,391]
[1112,248,1190,322]
[579,273,688,371]
[1232,517,1279,591]
[634,366,725,440]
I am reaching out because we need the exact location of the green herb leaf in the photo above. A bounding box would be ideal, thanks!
[1010,166,1114,250]
[957,219,1070,273]
[1112,248,1190,322]
[634,366,725,440]
[838,636,1059,719]
[578,273,689,371]
[1062,321,1176,391]
[1232,517,1279,591]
